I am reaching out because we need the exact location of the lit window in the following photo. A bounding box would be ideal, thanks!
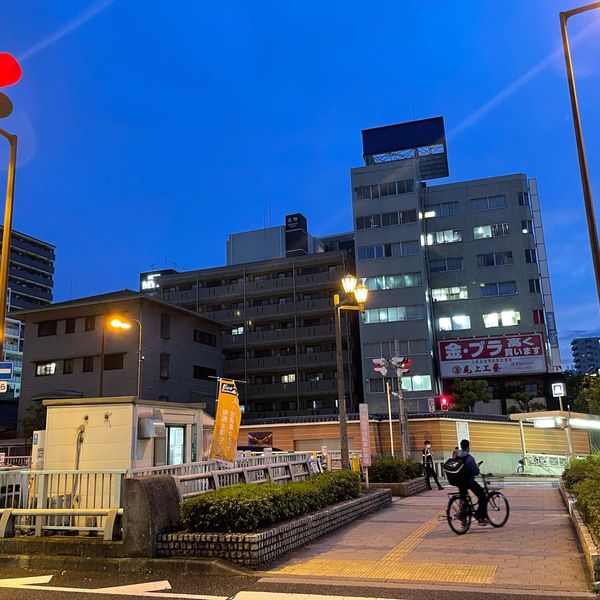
[473,223,509,239]
[231,326,244,335]
[362,305,426,324]
[432,286,468,302]
[36,362,56,376]
[427,229,462,245]
[438,315,471,331]
[281,373,296,383]
[483,311,521,328]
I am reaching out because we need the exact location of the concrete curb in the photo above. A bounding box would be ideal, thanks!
[559,479,600,591]
[159,489,392,567]
[0,553,252,576]
[362,476,428,496]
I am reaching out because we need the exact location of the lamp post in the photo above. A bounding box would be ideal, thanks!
[560,2,600,305]
[334,274,368,470]
[108,317,143,398]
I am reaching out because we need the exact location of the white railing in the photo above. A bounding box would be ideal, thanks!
[1,456,31,468]
[0,469,125,539]
[127,452,313,478]
[175,459,314,499]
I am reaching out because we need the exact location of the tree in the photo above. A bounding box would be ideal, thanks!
[507,392,545,414]
[565,371,586,411]
[577,376,600,415]
[451,379,492,412]
[19,403,46,439]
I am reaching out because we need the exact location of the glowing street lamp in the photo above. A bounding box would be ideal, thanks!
[334,275,368,469]
[106,317,143,400]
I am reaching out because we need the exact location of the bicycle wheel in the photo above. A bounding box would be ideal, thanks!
[487,492,509,527]
[447,495,471,535]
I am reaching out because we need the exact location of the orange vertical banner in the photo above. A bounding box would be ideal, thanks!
[209,378,241,463]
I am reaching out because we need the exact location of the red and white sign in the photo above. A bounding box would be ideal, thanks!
[438,334,546,378]
[359,403,372,467]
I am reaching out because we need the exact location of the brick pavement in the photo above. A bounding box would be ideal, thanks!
[262,485,590,593]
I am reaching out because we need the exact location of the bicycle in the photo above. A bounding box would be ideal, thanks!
[516,457,525,474]
[446,466,510,535]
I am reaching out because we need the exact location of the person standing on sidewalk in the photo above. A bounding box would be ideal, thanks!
[422,440,444,490]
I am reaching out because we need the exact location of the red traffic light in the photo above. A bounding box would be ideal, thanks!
[439,394,451,411]
[0,53,21,88]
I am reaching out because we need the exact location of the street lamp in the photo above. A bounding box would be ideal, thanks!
[0,53,22,356]
[107,317,143,399]
[334,274,368,469]
[560,2,600,305]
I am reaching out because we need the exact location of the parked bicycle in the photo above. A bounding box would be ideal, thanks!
[446,466,510,535]
[516,457,525,474]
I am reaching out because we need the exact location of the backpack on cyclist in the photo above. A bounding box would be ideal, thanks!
[442,456,469,486]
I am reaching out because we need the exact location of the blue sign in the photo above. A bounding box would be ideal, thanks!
[0,362,13,380]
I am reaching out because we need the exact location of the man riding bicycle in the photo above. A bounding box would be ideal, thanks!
[456,439,488,523]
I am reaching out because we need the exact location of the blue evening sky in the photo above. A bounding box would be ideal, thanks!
[0,0,598,364]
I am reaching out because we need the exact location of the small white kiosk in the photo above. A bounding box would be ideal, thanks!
[37,397,213,471]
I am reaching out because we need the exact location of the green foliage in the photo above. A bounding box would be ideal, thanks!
[368,456,423,483]
[573,478,600,540]
[451,379,493,412]
[19,403,46,439]
[563,455,600,539]
[563,455,600,491]
[565,371,586,411]
[577,376,600,415]
[507,392,545,414]
[180,470,361,533]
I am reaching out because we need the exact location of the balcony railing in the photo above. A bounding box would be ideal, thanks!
[224,351,341,373]
[223,324,336,347]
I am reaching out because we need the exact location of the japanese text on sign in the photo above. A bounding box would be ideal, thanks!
[438,334,546,378]
[359,404,372,467]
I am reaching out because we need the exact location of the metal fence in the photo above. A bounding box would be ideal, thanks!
[175,459,314,499]
[0,469,125,539]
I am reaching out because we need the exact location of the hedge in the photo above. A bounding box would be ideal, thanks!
[368,456,423,483]
[180,470,361,533]
[563,455,600,540]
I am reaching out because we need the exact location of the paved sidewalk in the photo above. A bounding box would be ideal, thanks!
[261,485,590,594]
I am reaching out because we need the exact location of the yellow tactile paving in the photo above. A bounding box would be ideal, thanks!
[269,558,496,584]
[268,508,498,585]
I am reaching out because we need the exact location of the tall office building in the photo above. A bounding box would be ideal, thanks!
[571,338,600,374]
[352,117,561,414]
[141,215,361,418]
[0,227,55,432]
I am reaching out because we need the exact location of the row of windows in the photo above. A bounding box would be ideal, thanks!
[38,315,216,347]
[480,281,517,297]
[362,305,427,324]
[430,250,537,273]
[364,272,422,291]
[363,339,429,357]
[36,354,123,376]
[432,286,468,302]
[429,257,463,272]
[254,371,335,385]
[35,355,217,381]
[368,374,432,393]
[426,229,462,245]
[428,223,511,244]
[424,192,530,217]
[437,309,546,330]
[432,280,523,301]
[355,209,417,230]
[357,240,420,261]
[354,179,414,201]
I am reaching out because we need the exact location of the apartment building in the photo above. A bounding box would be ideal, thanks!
[571,337,600,374]
[0,228,54,433]
[352,117,561,414]
[14,290,223,423]
[142,217,360,418]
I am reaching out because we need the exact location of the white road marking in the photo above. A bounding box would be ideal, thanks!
[234,594,406,600]
[95,580,172,593]
[0,574,228,599]
[0,575,53,587]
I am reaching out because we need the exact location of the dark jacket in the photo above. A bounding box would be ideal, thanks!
[422,447,434,468]
[457,449,479,479]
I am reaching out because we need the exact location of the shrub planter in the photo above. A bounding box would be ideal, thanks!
[362,476,428,497]
[559,479,600,590]
[157,489,391,567]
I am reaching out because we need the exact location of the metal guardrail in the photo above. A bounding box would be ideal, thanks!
[0,456,31,468]
[127,452,313,478]
[175,459,313,499]
[0,469,125,539]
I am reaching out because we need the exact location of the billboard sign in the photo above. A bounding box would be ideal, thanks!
[438,334,546,378]
[209,378,242,463]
